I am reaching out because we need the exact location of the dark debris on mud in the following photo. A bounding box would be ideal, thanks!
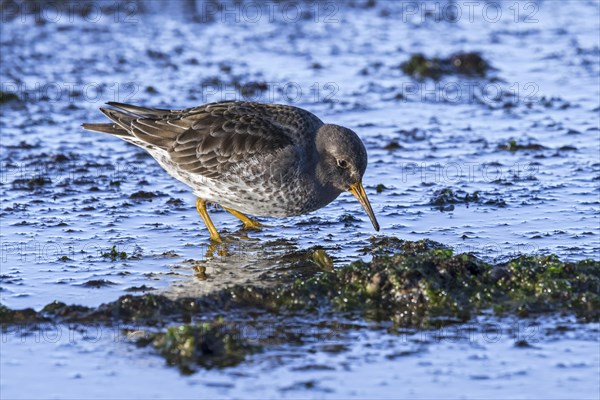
[400,52,491,80]
[498,139,548,152]
[2,238,598,373]
[0,90,20,104]
[429,188,507,211]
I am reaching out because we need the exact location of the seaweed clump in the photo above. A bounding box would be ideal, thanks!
[400,52,490,80]
[498,139,547,152]
[143,320,261,374]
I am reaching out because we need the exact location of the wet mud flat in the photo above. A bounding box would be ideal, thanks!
[1,0,600,398]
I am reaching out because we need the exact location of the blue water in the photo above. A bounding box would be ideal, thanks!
[1,1,599,398]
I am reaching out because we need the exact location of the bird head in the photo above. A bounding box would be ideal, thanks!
[316,124,380,231]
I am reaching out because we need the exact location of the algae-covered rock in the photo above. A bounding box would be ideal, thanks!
[146,320,261,373]
[2,238,598,330]
[3,240,599,328]
[286,245,490,325]
[283,245,599,325]
[39,295,196,325]
[93,294,195,325]
[494,256,600,319]
[1,239,598,372]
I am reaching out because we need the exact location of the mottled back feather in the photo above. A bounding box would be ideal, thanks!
[91,101,323,180]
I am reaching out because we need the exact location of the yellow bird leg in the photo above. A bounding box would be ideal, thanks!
[195,198,222,243]
[222,206,263,230]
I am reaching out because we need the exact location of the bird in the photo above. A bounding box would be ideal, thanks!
[82,101,379,242]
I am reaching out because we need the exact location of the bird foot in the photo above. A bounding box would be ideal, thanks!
[242,220,263,230]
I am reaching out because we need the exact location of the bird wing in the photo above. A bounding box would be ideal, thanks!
[101,101,323,180]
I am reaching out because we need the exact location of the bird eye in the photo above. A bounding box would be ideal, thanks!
[337,159,349,169]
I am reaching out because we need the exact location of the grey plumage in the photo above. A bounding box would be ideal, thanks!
[83,101,379,231]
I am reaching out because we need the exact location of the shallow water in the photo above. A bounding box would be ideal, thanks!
[2,315,598,399]
[1,0,599,398]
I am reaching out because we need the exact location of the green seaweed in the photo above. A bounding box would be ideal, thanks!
[498,139,547,152]
[101,245,127,261]
[145,320,261,373]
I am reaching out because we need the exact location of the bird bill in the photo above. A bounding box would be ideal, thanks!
[349,182,380,231]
